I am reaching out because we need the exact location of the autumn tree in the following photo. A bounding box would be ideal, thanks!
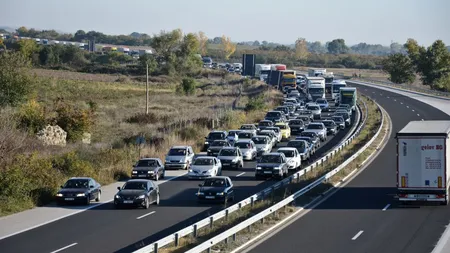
[295,38,309,61]
[197,31,209,56]
[220,36,236,60]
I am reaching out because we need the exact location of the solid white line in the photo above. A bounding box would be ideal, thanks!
[0,173,186,241]
[49,243,77,253]
[236,172,246,177]
[382,204,391,211]
[412,109,415,112]
[136,211,156,220]
[352,230,364,240]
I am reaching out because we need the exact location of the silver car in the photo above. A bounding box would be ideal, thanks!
[226,130,241,145]
[188,156,222,179]
[252,135,272,156]
[234,140,257,161]
[165,146,195,170]
[237,131,255,142]
[265,126,282,143]
[306,104,322,120]
[332,116,346,129]
[259,130,278,147]
[303,122,327,142]
[217,147,244,169]
[240,124,258,135]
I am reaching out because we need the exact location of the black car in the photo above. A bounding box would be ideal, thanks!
[255,153,289,179]
[207,140,232,156]
[297,110,314,121]
[132,158,165,181]
[322,120,338,135]
[56,177,101,205]
[334,112,351,126]
[300,131,321,148]
[275,106,290,116]
[258,120,274,130]
[297,116,311,127]
[204,130,227,151]
[114,179,160,209]
[197,176,234,204]
[264,111,284,123]
[288,119,305,134]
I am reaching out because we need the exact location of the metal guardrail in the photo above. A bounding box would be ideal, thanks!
[186,96,384,253]
[132,99,366,253]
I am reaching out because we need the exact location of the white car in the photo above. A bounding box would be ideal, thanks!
[303,122,327,142]
[234,140,257,161]
[237,131,255,142]
[277,147,302,170]
[265,126,282,143]
[188,156,222,179]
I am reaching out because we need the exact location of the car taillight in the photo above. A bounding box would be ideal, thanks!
[437,194,446,199]
[398,194,407,198]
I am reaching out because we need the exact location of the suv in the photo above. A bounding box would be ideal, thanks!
[165,146,195,170]
[255,153,289,179]
[217,147,244,169]
[204,131,227,151]
[303,122,327,142]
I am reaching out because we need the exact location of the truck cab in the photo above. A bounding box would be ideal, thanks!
[336,87,357,111]
[306,77,325,101]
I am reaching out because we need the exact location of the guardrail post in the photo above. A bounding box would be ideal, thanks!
[193,224,198,238]
[261,217,264,224]
[238,202,242,209]
[225,209,229,221]
[225,236,229,244]
[233,233,237,241]
[251,196,254,207]
[175,233,179,247]
[248,224,252,232]
[154,243,158,253]
[207,247,211,253]
[210,217,214,229]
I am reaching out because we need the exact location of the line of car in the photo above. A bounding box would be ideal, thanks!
[54,87,354,208]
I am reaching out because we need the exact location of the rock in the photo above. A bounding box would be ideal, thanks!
[82,133,91,144]
[36,125,67,146]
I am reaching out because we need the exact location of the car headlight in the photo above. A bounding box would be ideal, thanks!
[204,142,209,145]
[207,149,212,152]
[115,195,121,199]
[197,192,204,195]
[56,193,63,197]
[232,158,239,162]
[288,160,294,164]
[76,193,86,197]
[132,171,137,174]
[147,171,154,174]
[137,195,145,199]
[274,167,280,170]
[165,159,170,163]
[188,169,193,172]
[180,159,184,163]
[256,167,262,170]
[216,192,224,196]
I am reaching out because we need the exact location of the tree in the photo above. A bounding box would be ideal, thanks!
[327,39,349,54]
[220,36,236,60]
[309,41,326,53]
[295,38,309,61]
[382,53,416,84]
[416,40,450,87]
[390,42,404,54]
[16,26,29,36]
[197,31,208,56]
[252,40,260,46]
[74,30,86,41]
[0,52,33,107]
[17,39,38,59]
[404,38,425,68]
[138,54,157,74]
[212,37,222,44]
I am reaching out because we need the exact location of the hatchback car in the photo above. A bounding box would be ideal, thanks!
[114,179,159,209]
[277,147,302,170]
[255,153,289,179]
[217,147,244,169]
[288,119,305,135]
[188,157,222,179]
[234,140,257,160]
[332,116,346,129]
[252,135,272,156]
[204,131,227,151]
[275,122,291,140]
[239,124,258,135]
[258,120,274,130]
[322,120,339,135]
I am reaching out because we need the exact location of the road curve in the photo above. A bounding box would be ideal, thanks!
[0,100,353,253]
[243,83,450,253]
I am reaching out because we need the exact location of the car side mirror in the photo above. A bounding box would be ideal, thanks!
[149,187,154,191]
[198,184,203,187]
[90,185,94,188]
[117,186,121,190]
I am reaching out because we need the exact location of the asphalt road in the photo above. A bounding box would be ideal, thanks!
[0,97,355,253]
[246,83,450,253]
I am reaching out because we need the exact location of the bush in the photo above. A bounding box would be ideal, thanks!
[177,77,197,96]
[245,95,266,112]
[17,99,47,134]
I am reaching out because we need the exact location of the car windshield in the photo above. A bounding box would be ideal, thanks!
[289,120,303,126]
[235,142,251,149]
[307,124,323,130]
[238,132,252,139]
[287,141,306,150]
[228,131,240,136]
[136,160,158,167]
[240,125,254,130]
[301,132,317,137]
[259,121,272,127]
[316,99,326,104]
[333,117,344,122]
[309,88,324,94]
[252,137,268,144]
[168,148,186,156]
[219,149,237,156]
[123,181,147,190]
[267,127,280,133]
[332,84,346,92]
[260,155,282,163]
[194,158,214,165]
[63,179,89,188]
[279,150,295,157]
[211,140,229,147]
[203,178,226,187]
[322,121,333,126]
[208,132,225,140]
[307,106,320,110]
[266,112,281,118]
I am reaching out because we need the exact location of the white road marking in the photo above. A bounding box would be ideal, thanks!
[50,243,78,253]
[137,211,156,220]
[382,204,391,211]
[417,114,420,116]
[236,172,246,177]
[352,230,364,240]
[400,102,403,105]
[422,119,424,121]
[406,106,409,108]
[394,99,397,101]
[412,109,415,112]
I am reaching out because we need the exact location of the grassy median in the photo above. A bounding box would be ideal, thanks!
[156,95,384,253]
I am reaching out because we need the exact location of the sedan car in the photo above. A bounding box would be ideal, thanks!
[295,136,316,156]
[197,176,234,204]
[287,140,311,161]
[258,120,274,130]
[299,131,321,149]
[226,130,241,145]
[252,135,272,156]
[188,156,222,179]
[207,140,232,156]
[56,177,101,205]
[204,130,227,151]
[132,158,165,181]
[234,140,257,160]
[288,119,305,135]
[303,122,327,142]
[255,153,289,179]
[322,120,338,135]
[332,116,346,129]
[114,179,159,209]
[265,126,282,143]
[297,116,311,127]
[306,104,322,120]
[217,147,244,169]
[240,124,258,135]
[277,147,301,170]
[297,110,314,121]
[258,129,278,147]
[334,112,351,126]
[237,131,255,142]
[315,98,329,112]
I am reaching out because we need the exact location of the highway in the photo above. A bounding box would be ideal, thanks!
[0,97,355,253]
[244,83,450,253]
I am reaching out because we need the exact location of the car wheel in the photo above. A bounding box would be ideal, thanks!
[95,191,101,202]
[144,197,150,209]
[155,193,160,205]
[85,195,90,205]
[155,172,159,181]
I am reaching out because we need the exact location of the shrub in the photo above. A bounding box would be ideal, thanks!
[17,99,47,134]
[245,95,266,112]
[177,77,197,96]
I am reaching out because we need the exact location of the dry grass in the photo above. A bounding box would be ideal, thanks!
[207,44,259,51]
[29,68,128,83]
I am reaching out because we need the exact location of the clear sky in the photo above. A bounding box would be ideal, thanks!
[2,0,449,46]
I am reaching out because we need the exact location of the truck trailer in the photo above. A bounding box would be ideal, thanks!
[396,121,450,205]
[336,87,357,111]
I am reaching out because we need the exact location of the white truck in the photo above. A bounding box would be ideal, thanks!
[397,120,450,205]
[306,77,325,101]
[308,68,327,77]
[331,80,347,100]
[255,64,271,81]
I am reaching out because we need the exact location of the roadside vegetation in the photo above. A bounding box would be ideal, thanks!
[0,34,281,216]
[157,95,383,253]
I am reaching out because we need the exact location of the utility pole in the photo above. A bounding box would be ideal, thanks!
[146,63,149,114]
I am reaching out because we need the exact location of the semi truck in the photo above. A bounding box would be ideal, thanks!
[281,70,297,89]
[323,72,334,93]
[331,80,347,100]
[336,87,357,111]
[271,64,287,71]
[308,68,326,77]
[255,64,271,81]
[306,77,325,101]
[396,120,450,205]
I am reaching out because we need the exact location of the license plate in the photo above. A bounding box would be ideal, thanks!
[64,198,74,201]
[223,163,229,166]
[264,171,272,174]
[205,196,215,199]
[138,175,147,177]
[123,200,134,204]
[414,194,429,198]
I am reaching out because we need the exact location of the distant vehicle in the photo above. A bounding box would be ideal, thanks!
[204,130,227,150]
[304,122,327,141]
[308,68,327,77]
[188,156,222,179]
[288,119,305,134]
[315,98,329,112]
[334,112,351,126]
[306,76,326,101]
[217,147,244,169]
[300,131,321,149]
[306,104,322,120]
[202,57,213,68]
[240,124,258,135]
[277,147,302,171]
[252,135,272,156]
[258,129,278,147]
[294,137,315,157]
[197,176,234,204]
[396,120,450,205]
[237,131,255,142]
[56,177,101,205]
[331,80,347,100]
[255,64,271,81]
[132,158,165,181]
[258,120,275,130]
[207,140,232,156]
[226,130,241,145]
[332,116,346,129]
[114,179,160,208]
[337,87,357,111]
[265,111,284,123]
[234,140,257,160]
[322,120,339,135]
[265,126,282,143]
[297,116,311,127]
[255,153,289,179]
[275,122,291,140]
[165,146,195,170]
